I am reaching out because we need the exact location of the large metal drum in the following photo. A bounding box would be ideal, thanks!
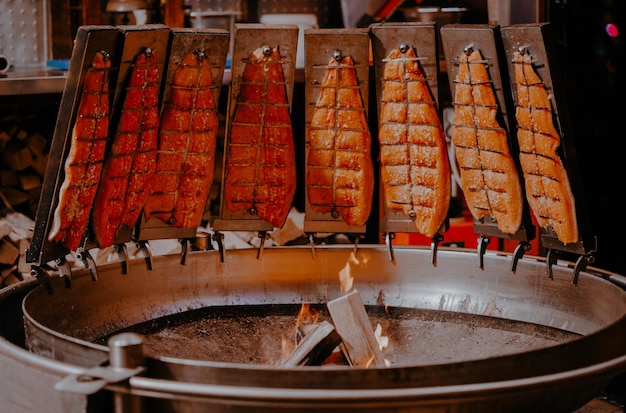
[0,245,624,412]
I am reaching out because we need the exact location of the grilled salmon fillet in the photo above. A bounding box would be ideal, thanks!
[378,47,451,239]
[451,49,523,235]
[223,46,296,228]
[307,55,374,227]
[144,49,219,229]
[48,51,111,250]
[513,50,578,244]
[92,48,160,248]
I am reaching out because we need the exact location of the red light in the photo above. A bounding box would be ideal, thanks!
[605,23,619,38]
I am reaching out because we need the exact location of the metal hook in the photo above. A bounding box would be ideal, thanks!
[572,253,595,285]
[136,241,154,271]
[76,249,98,281]
[431,233,444,267]
[333,50,342,61]
[546,248,559,279]
[385,232,395,262]
[477,236,489,269]
[213,231,225,262]
[257,231,269,260]
[113,243,129,274]
[180,238,191,265]
[262,44,272,56]
[399,44,409,54]
[31,265,54,295]
[308,233,316,259]
[56,257,73,288]
[353,234,361,257]
[511,241,531,272]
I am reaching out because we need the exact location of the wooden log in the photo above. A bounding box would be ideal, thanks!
[0,238,19,265]
[280,320,342,367]
[327,290,386,367]
[1,146,34,171]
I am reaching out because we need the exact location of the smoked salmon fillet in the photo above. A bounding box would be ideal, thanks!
[223,46,296,228]
[92,48,160,248]
[144,49,219,229]
[513,50,578,244]
[307,55,374,227]
[451,48,523,235]
[378,47,451,239]
[48,51,111,250]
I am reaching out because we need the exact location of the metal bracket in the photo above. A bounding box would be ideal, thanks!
[55,364,145,395]
[385,232,395,263]
[477,236,490,269]
[76,250,98,281]
[511,241,532,272]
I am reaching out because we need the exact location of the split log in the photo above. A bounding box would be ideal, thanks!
[327,290,386,367]
[280,320,342,367]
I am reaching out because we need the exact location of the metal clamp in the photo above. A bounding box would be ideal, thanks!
[55,332,146,396]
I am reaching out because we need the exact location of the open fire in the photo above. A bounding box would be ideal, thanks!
[280,252,391,367]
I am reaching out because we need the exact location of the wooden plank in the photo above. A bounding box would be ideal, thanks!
[280,320,342,367]
[327,290,386,367]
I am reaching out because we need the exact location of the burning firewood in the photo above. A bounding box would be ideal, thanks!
[327,290,386,367]
[280,320,342,367]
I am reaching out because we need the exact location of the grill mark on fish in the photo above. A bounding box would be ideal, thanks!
[513,50,578,244]
[223,46,296,228]
[92,48,160,248]
[451,48,523,235]
[377,47,450,238]
[48,50,111,250]
[143,49,219,229]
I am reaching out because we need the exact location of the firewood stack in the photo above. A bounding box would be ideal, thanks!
[0,119,49,215]
[0,118,49,287]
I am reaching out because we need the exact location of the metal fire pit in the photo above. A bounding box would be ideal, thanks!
[0,245,624,412]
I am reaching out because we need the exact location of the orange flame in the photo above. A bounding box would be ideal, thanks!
[296,303,319,329]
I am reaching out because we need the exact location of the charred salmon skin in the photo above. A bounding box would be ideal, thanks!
[307,55,374,227]
[223,45,296,228]
[378,47,451,239]
[451,48,523,235]
[513,49,578,244]
[92,48,160,248]
[48,50,111,250]
[144,49,219,229]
